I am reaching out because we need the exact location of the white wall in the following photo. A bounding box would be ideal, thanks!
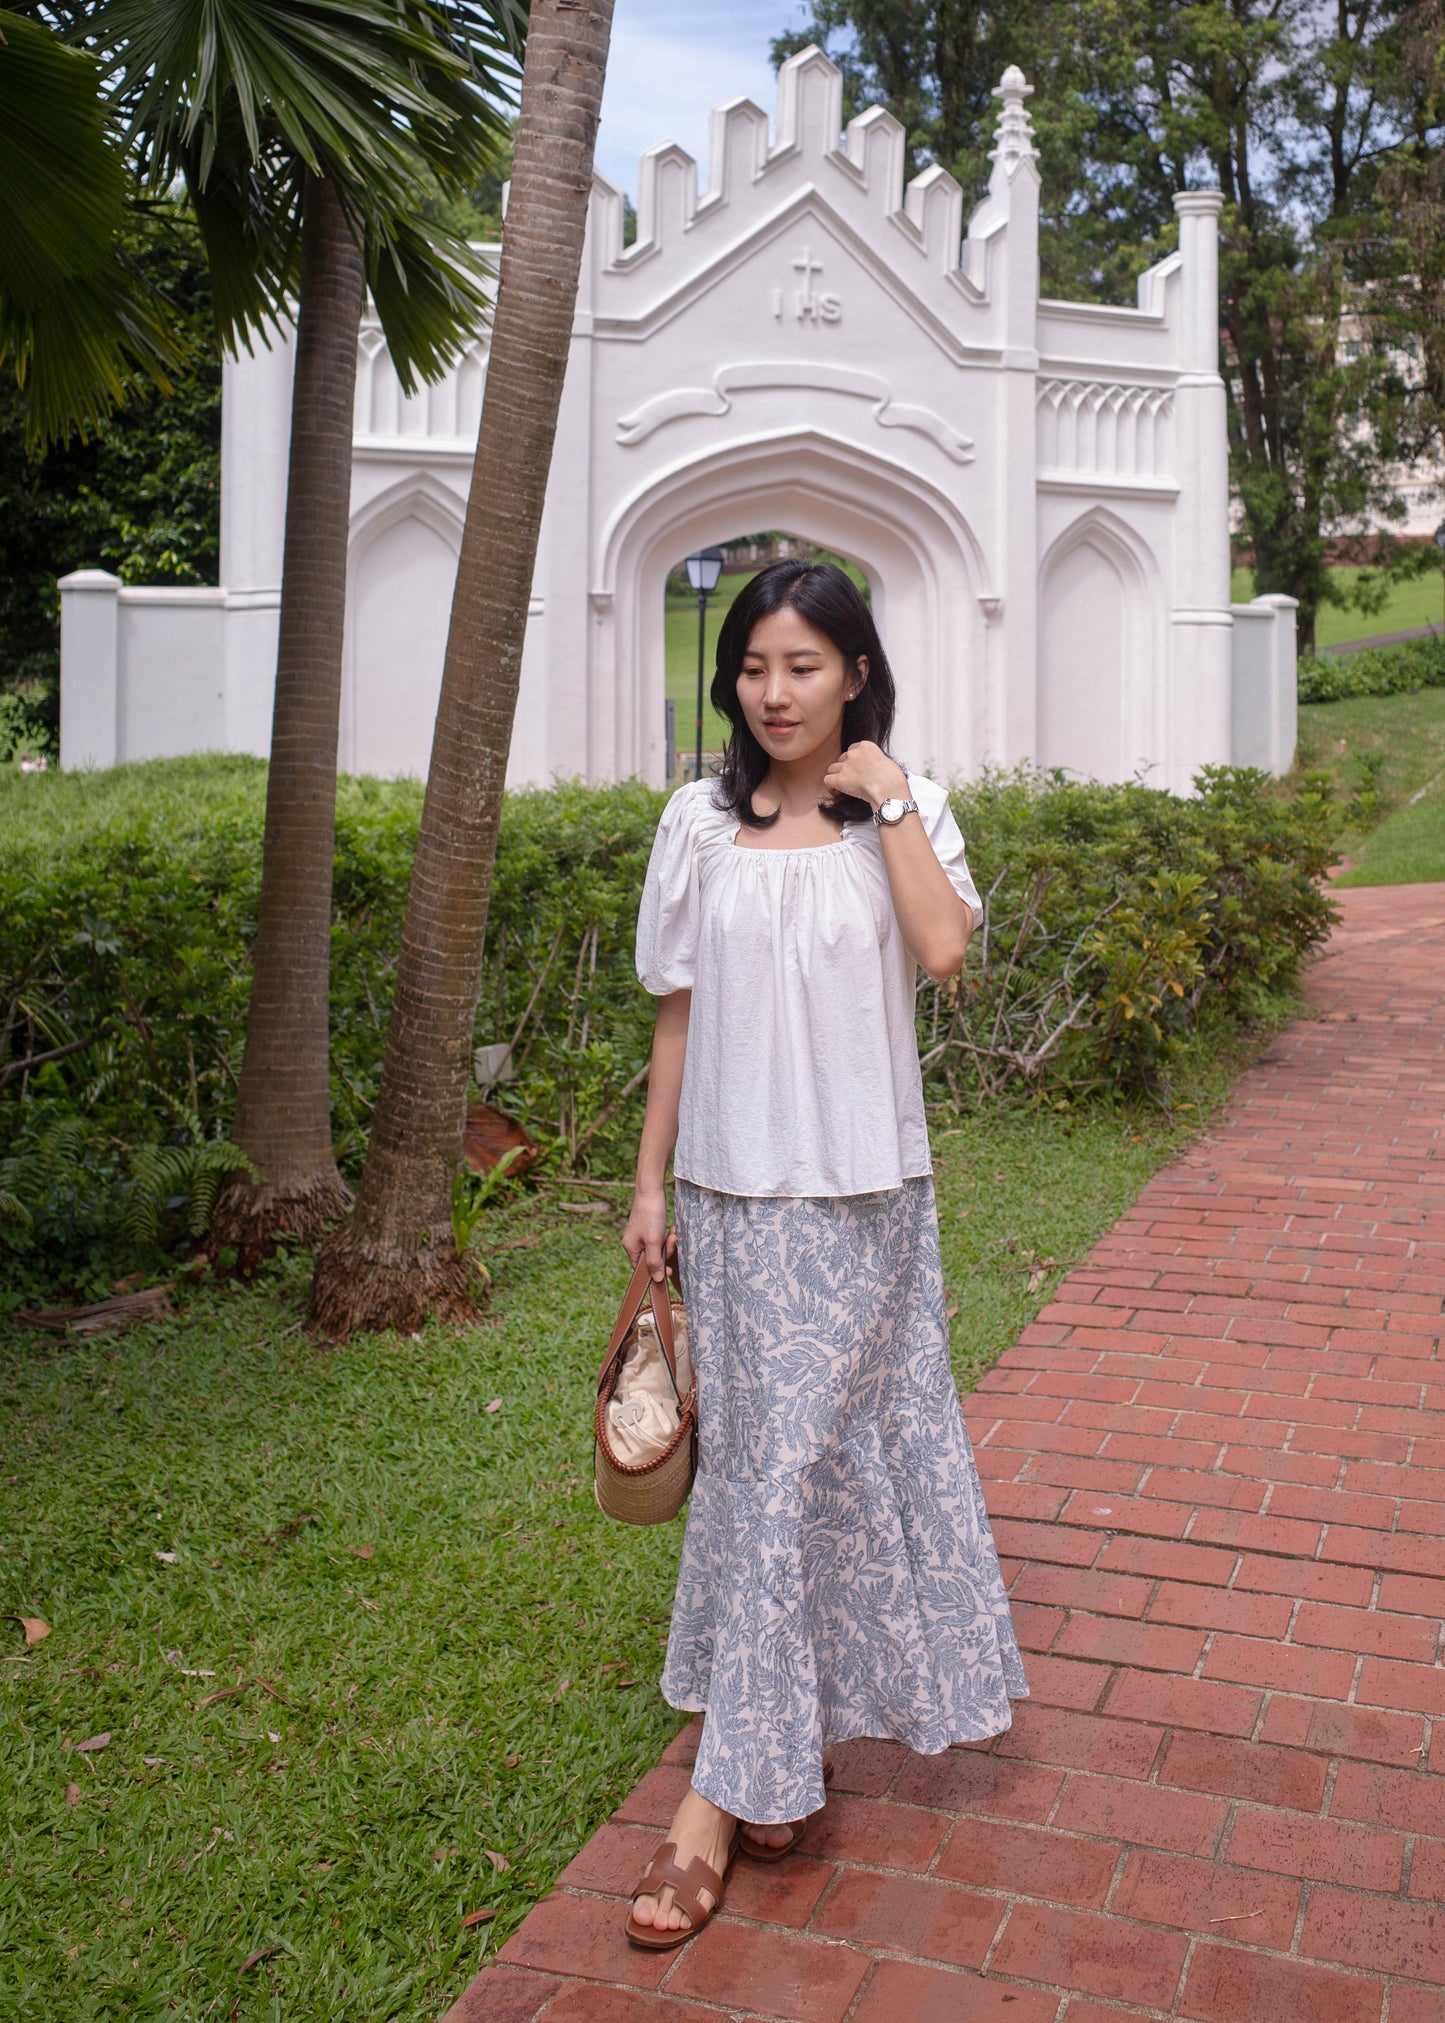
[57,573,268,770]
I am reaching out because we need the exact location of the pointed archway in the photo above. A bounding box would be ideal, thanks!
[341,473,464,777]
[593,429,995,788]
[1036,505,1166,784]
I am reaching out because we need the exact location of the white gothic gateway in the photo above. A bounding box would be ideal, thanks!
[59,51,1298,790]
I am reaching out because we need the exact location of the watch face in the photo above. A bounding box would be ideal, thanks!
[879,798,906,822]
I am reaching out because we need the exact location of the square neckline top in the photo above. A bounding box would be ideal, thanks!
[636,773,983,1198]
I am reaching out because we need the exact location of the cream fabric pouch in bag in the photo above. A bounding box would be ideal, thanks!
[605,1305,693,1464]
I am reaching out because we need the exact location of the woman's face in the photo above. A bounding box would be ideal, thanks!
[735,605,866,767]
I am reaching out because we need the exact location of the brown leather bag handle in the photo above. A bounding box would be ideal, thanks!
[598,1243,684,1400]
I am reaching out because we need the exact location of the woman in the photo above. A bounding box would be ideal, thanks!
[622,559,1027,1948]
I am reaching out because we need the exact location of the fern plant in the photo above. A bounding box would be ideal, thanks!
[0,1101,253,1299]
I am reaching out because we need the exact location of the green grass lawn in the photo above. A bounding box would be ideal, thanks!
[664,590,734,759]
[1232,563,1445,650]
[2,1028,1272,2021]
[1333,774,1445,886]
[1293,686,1445,887]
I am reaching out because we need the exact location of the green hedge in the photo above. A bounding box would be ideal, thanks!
[0,757,1334,1298]
[1298,632,1445,704]
[925,764,1335,1104]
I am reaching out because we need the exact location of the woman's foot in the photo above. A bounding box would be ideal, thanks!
[741,1821,797,1853]
[630,1786,737,1935]
[739,1749,835,1858]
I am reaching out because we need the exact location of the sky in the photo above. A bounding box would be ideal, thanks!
[594,0,818,201]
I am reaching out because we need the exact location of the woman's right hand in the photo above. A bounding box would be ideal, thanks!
[623,1184,674,1282]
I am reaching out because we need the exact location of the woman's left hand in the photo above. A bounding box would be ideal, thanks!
[824,741,909,811]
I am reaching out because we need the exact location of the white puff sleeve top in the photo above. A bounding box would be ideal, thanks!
[635,773,983,1199]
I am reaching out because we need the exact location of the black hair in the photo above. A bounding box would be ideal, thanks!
[708,559,897,828]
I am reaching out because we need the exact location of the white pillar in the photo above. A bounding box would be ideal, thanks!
[990,66,1041,770]
[1170,190,1232,790]
[221,331,294,591]
[1258,591,1298,774]
[1230,592,1298,773]
[58,569,121,769]
[220,331,294,753]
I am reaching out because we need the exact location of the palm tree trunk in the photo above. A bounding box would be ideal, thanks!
[310,0,616,1339]
[209,171,365,1267]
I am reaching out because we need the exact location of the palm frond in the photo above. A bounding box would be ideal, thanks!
[90,0,519,364]
[1,6,124,300]
[98,0,517,200]
[366,210,494,390]
[0,7,188,446]
[181,125,302,349]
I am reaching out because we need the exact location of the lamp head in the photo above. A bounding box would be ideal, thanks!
[686,547,725,594]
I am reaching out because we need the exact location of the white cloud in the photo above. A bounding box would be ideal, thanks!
[595,0,815,199]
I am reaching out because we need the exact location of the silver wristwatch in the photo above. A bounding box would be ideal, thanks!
[873,795,919,828]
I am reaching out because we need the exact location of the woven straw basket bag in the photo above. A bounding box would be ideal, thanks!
[594,1253,695,1526]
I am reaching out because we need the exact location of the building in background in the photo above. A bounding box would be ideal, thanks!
[60,49,1298,791]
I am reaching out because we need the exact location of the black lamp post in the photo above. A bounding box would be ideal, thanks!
[1435,522,1445,638]
[685,547,724,780]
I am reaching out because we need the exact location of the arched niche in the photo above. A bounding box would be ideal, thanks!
[341,476,464,777]
[594,429,991,787]
[1036,508,1163,784]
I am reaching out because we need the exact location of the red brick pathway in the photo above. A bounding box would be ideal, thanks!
[449,882,1445,2023]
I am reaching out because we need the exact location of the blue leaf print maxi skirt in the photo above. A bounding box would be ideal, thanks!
[663,1176,1029,1825]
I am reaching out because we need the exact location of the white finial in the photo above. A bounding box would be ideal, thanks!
[990,65,1036,169]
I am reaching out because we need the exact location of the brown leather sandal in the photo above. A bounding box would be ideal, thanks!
[738,1755,835,1863]
[625,1827,740,1950]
